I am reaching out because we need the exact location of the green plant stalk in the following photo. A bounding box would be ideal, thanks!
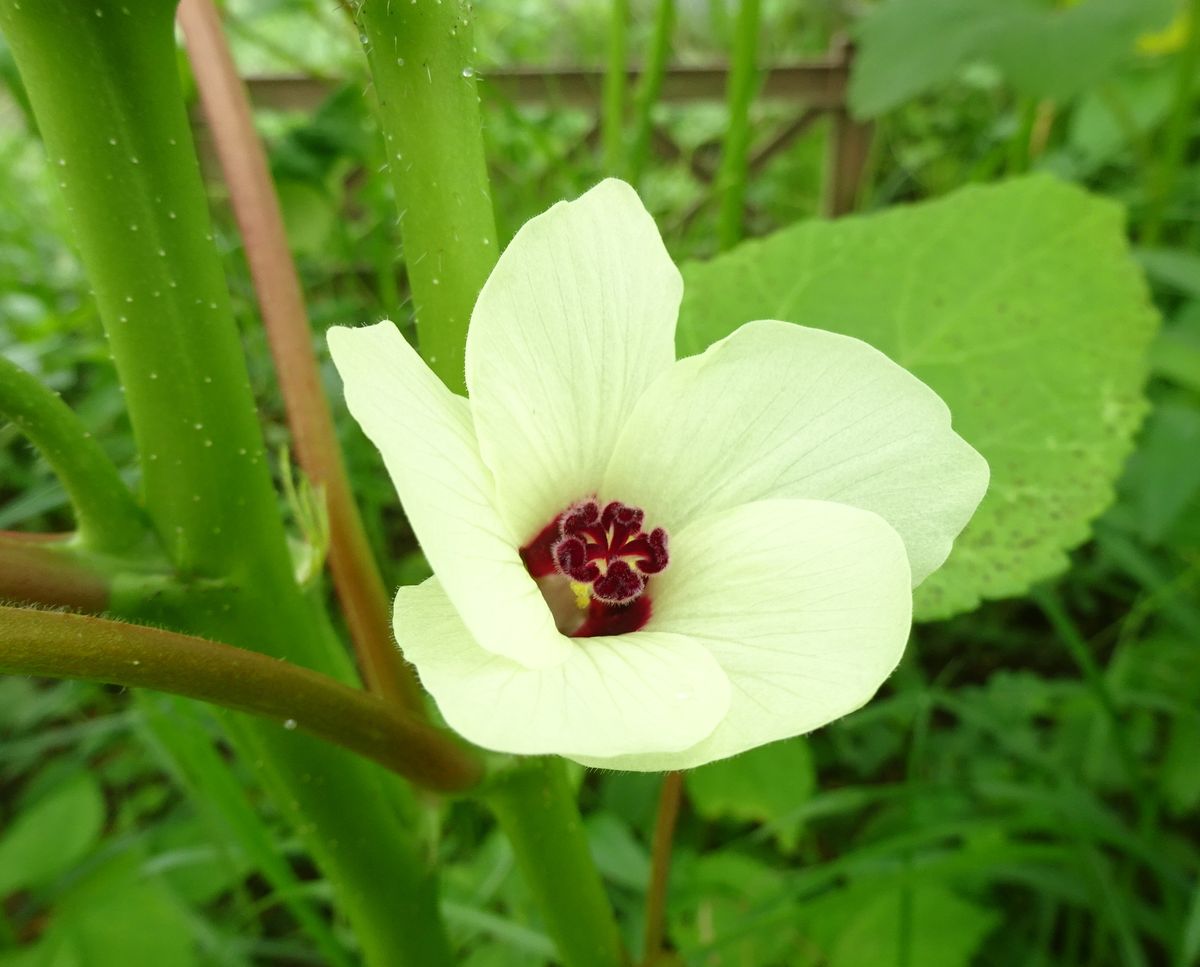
[1006,97,1038,176]
[0,605,482,792]
[0,3,455,963]
[603,0,631,174]
[627,0,675,184]
[0,533,110,611]
[138,693,357,967]
[356,3,626,962]
[178,0,421,710]
[0,353,147,554]
[642,770,683,961]
[486,758,628,967]
[356,0,498,394]
[1144,0,1200,245]
[715,0,762,250]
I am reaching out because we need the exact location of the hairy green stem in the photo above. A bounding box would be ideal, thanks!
[603,0,631,174]
[0,4,455,963]
[356,0,498,393]
[0,354,146,554]
[486,759,628,967]
[1144,0,1200,244]
[715,0,761,250]
[0,605,481,791]
[627,0,675,184]
[356,4,627,961]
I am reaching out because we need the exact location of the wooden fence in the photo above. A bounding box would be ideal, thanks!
[228,37,872,221]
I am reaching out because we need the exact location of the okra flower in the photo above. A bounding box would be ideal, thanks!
[330,180,987,771]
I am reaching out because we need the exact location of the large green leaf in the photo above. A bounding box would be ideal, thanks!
[0,854,197,967]
[0,774,104,895]
[851,0,1175,117]
[677,176,1157,620]
[686,738,816,850]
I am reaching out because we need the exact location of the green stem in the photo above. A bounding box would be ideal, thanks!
[603,0,631,175]
[0,605,482,793]
[715,0,761,250]
[0,532,110,611]
[138,693,357,967]
[356,0,498,393]
[642,770,683,962]
[627,0,675,184]
[356,5,628,964]
[178,0,421,710]
[0,353,147,554]
[1144,0,1200,244]
[1,4,455,963]
[2,0,289,579]
[486,759,628,967]
[1006,97,1038,176]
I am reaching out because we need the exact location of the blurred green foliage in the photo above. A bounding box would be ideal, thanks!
[2,0,1199,964]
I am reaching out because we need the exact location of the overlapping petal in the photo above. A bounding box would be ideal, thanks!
[575,498,912,771]
[395,578,731,758]
[465,179,681,545]
[328,321,572,669]
[602,320,989,586]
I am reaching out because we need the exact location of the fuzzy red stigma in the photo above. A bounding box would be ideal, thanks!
[519,498,669,637]
[551,499,669,604]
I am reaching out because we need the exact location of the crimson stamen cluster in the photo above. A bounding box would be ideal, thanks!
[551,499,669,604]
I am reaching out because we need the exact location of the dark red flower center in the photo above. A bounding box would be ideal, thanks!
[520,498,668,638]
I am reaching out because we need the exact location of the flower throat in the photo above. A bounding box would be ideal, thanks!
[520,498,668,637]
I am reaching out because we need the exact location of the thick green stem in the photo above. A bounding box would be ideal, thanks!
[715,0,761,250]
[603,0,631,174]
[0,605,482,792]
[0,4,455,963]
[627,0,675,184]
[178,0,421,710]
[0,354,147,554]
[2,2,289,579]
[356,0,498,393]
[356,5,627,962]
[1143,0,1200,245]
[486,759,628,967]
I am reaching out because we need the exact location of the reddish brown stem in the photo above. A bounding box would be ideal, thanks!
[0,604,482,792]
[177,0,421,711]
[0,533,109,612]
[642,770,684,963]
